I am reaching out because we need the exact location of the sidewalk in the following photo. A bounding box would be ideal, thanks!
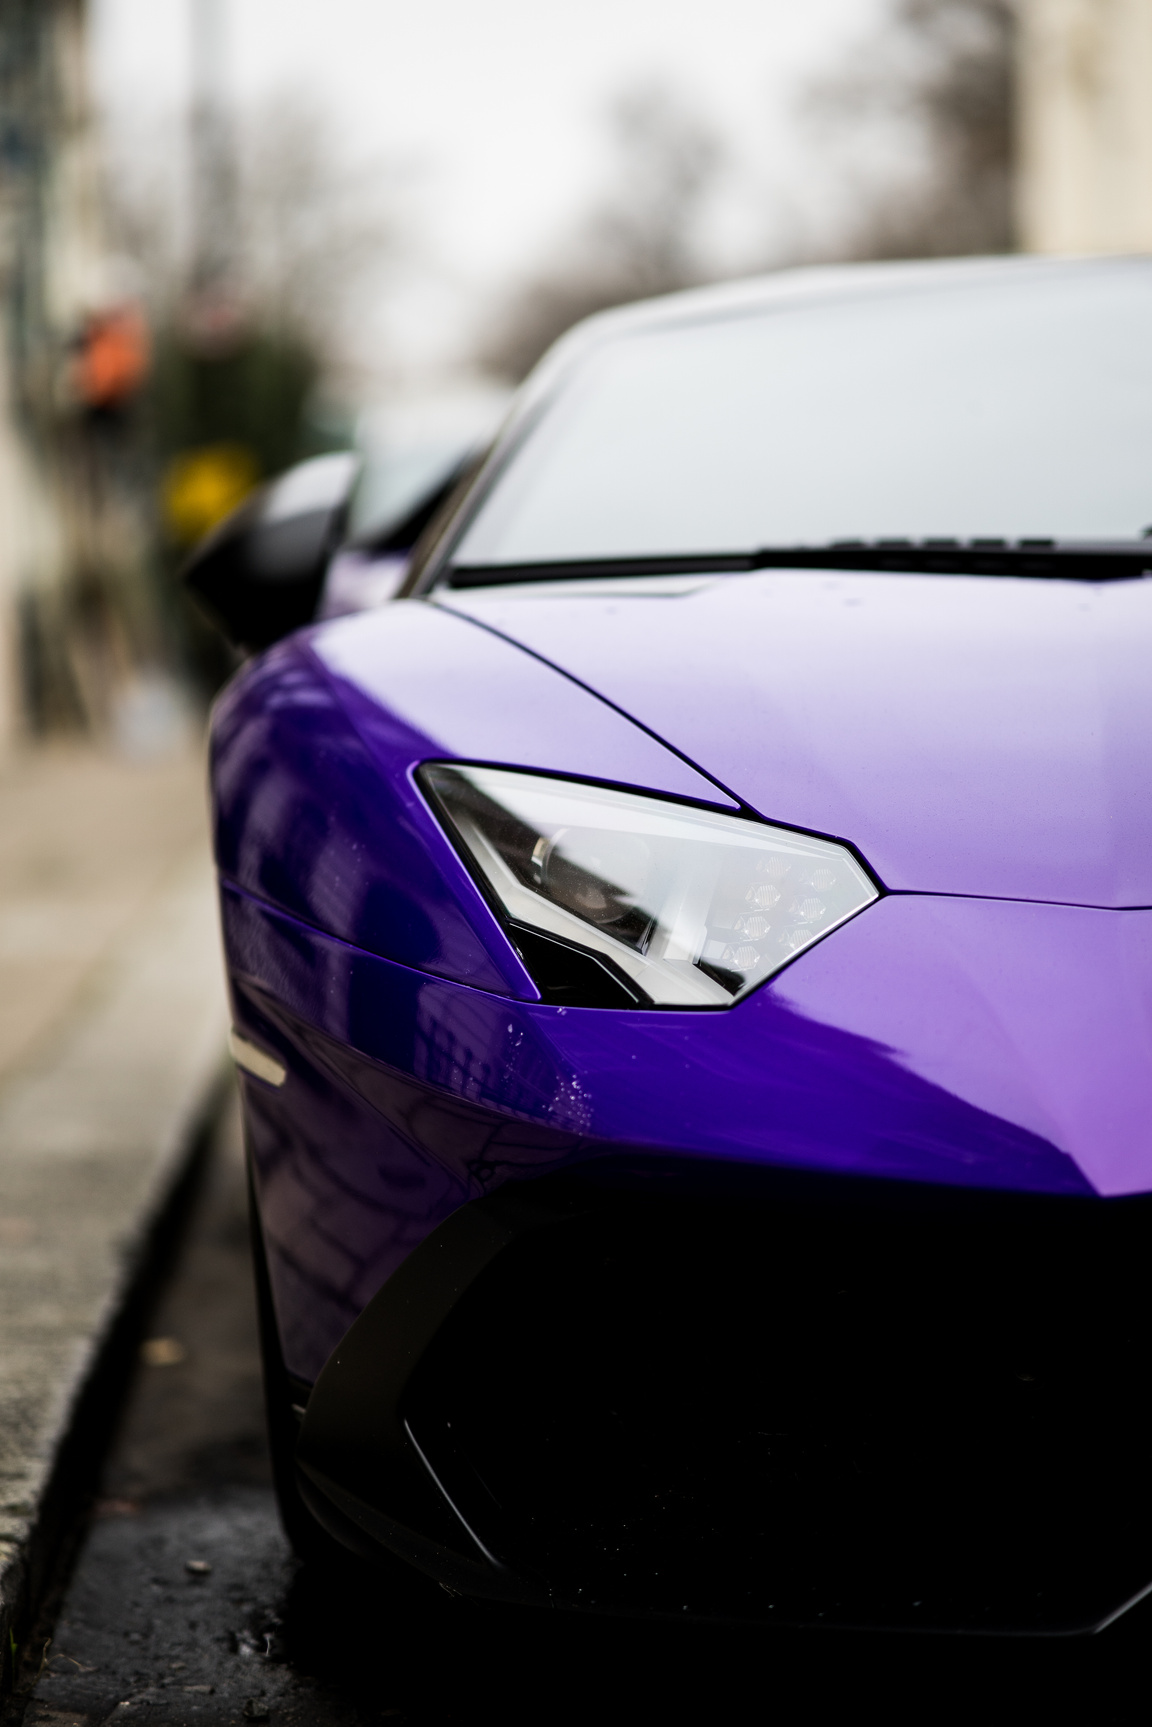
[0,746,213,1083]
[0,740,230,1681]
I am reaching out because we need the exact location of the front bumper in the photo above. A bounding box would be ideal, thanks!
[296,1164,1152,1635]
[222,866,1152,1630]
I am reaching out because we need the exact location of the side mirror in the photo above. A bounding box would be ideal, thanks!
[183,452,360,651]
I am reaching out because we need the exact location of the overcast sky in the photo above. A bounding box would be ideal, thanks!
[91,0,886,384]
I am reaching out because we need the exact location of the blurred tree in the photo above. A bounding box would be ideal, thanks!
[804,0,1017,260]
[237,95,399,374]
[101,94,398,683]
[477,82,724,383]
[478,4,1016,386]
[152,321,320,541]
[108,95,399,406]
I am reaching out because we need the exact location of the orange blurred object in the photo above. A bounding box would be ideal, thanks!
[74,302,151,410]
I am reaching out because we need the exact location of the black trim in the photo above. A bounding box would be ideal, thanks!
[508,922,649,1008]
[292,1165,1152,1632]
[445,539,1152,590]
[295,1181,584,1588]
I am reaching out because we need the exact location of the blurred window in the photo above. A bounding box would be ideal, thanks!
[454,263,1152,561]
[349,442,471,543]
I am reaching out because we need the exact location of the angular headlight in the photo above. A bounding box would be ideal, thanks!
[420,764,878,1009]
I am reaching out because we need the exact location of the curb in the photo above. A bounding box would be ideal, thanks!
[2,1066,230,1698]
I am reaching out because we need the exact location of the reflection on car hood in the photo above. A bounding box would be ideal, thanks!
[439,569,1152,907]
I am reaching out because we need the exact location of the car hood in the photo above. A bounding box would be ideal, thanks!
[440,569,1152,906]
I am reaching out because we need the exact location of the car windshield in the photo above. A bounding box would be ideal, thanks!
[452,263,1152,567]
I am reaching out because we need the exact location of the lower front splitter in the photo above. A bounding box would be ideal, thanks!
[297,1165,1152,1634]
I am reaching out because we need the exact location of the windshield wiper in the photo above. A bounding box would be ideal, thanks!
[446,539,1152,589]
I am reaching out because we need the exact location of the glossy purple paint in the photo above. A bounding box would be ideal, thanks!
[224,880,1098,1381]
[311,600,736,808]
[774,894,1152,1198]
[211,605,732,992]
[442,570,1152,905]
[211,590,1152,1381]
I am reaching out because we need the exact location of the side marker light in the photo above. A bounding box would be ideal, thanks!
[229,1030,287,1088]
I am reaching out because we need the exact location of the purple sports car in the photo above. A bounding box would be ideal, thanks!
[191,255,1152,1637]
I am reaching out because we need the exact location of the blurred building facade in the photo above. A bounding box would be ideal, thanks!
[1018,0,1152,251]
[0,0,158,753]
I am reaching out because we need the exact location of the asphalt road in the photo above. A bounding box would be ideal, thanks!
[9,1093,1152,1726]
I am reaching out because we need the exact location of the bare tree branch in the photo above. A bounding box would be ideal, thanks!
[804,0,1017,261]
[104,93,404,386]
[476,81,725,382]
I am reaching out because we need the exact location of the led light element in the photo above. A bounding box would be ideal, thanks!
[420,765,878,1008]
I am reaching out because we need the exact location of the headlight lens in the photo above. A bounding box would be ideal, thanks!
[420,764,878,1009]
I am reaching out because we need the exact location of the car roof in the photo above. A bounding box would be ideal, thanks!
[518,252,1151,409]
